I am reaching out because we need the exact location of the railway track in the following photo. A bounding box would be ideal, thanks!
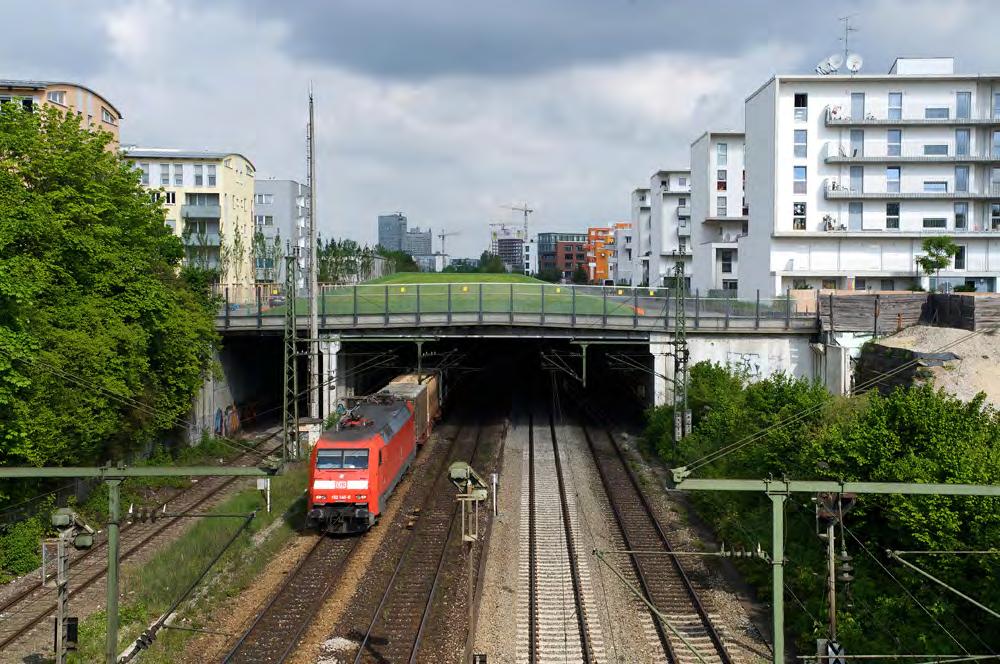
[517,393,605,664]
[0,428,282,658]
[579,415,733,664]
[222,535,359,663]
[351,420,489,664]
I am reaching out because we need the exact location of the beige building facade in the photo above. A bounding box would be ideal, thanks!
[0,79,123,145]
[124,148,257,304]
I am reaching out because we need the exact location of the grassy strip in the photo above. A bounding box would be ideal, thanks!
[365,272,543,284]
[69,465,307,663]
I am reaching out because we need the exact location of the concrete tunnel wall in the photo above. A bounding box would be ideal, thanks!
[649,333,849,407]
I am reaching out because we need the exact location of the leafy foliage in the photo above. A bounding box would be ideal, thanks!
[478,251,507,273]
[0,104,216,502]
[647,363,1000,655]
[916,236,959,280]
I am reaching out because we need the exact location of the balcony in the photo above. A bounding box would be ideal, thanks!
[678,220,691,237]
[181,203,222,219]
[182,232,221,246]
[824,144,1000,164]
[824,179,1000,200]
[825,106,1000,127]
[704,215,749,223]
[676,204,690,217]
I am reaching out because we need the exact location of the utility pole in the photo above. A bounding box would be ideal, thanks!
[307,87,320,420]
[283,249,301,461]
[669,261,691,449]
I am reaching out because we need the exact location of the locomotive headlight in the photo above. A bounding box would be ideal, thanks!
[315,495,327,500]
[355,493,367,499]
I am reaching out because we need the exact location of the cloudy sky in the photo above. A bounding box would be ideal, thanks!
[5,1,1000,256]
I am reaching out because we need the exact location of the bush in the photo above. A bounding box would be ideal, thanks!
[0,516,46,581]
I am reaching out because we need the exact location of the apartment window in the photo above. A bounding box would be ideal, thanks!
[850,129,864,157]
[822,279,838,290]
[678,176,687,186]
[194,164,203,186]
[993,167,1000,193]
[885,166,901,194]
[855,278,868,290]
[992,130,1000,157]
[886,202,900,229]
[165,219,175,231]
[160,164,169,186]
[955,166,970,193]
[660,179,668,188]
[47,90,65,105]
[717,169,728,191]
[722,279,738,291]
[924,144,948,156]
[925,107,949,119]
[794,93,808,121]
[954,246,966,270]
[255,193,274,204]
[956,129,971,156]
[138,162,149,186]
[793,130,807,158]
[679,238,687,253]
[165,191,176,205]
[720,249,734,273]
[793,166,807,194]
[881,279,895,291]
[101,108,115,124]
[955,202,968,230]
[793,202,807,230]
[150,192,161,203]
[207,165,217,187]
[887,129,902,157]
[717,195,728,216]
[923,217,947,229]
[851,166,864,192]
[992,203,1000,230]
[717,143,728,166]
[678,196,687,207]
[849,202,863,230]
[957,92,972,119]
[888,92,902,120]
[924,181,948,193]
[994,93,1000,118]
[186,193,219,206]
[851,92,866,120]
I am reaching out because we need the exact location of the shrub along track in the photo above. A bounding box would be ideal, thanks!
[0,428,282,660]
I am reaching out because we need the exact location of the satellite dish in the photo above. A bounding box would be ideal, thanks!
[828,53,844,70]
[846,53,863,73]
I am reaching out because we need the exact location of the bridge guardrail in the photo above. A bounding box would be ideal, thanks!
[219,283,817,330]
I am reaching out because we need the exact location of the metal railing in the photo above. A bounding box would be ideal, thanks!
[218,283,817,331]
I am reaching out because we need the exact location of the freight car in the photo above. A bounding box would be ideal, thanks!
[305,373,441,534]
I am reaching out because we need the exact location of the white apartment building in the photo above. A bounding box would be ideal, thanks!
[630,187,652,285]
[609,224,635,285]
[690,132,748,294]
[742,57,1000,297]
[648,170,692,287]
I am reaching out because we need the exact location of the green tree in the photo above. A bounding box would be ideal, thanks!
[916,236,959,290]
[536,268,562,283]
[0,103,216,477]
[571,266,588,284]
[478,251,506,273]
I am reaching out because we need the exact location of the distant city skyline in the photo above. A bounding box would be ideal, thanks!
[3,1,1000,256]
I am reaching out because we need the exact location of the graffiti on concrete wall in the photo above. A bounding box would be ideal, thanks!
[726,351,762,378]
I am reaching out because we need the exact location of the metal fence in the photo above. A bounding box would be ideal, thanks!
[219,283,818,331]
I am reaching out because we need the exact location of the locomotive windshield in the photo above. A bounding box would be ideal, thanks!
[317,449,369,470]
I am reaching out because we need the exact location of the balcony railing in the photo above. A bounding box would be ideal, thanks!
[676,204,691,217]
[825,106,1000,126]
[182,232,221,246]
[678,220,691,237]
[181,203,222,219]
[825,144,1000,163]
[824,179,1000,200]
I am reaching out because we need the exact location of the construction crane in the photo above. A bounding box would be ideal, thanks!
[504,203,533,240]
[437,229,461,255]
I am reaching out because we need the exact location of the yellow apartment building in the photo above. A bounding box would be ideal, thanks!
[124,148,257,304]
[0,79,123,145]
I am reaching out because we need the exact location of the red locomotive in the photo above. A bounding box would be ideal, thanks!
[306,373,441,534]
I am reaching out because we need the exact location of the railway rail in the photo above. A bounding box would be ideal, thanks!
[519,390,605,664]
[578,409,733,664]
[0,428,282,658]
[351,420,489,664]
[221,534,359,663]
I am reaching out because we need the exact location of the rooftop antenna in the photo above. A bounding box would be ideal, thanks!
[840,14,862,75]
